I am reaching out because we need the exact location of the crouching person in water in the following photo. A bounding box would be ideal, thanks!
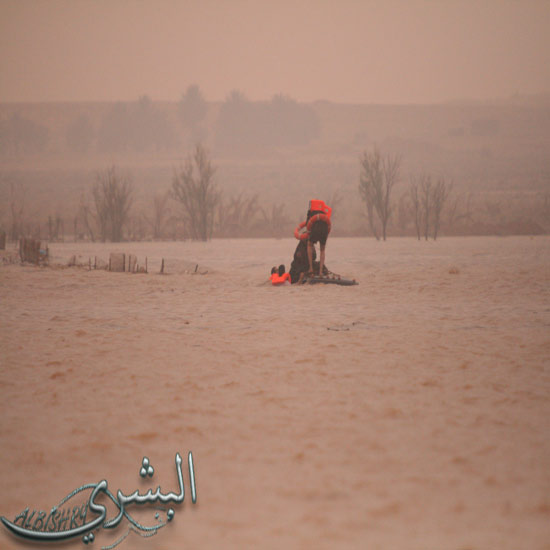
[288,240,312,284]
[288,235,329,284]
[288,200,332,283]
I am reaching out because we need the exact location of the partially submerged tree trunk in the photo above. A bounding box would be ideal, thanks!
[409,178,422,240]
[172,144,218,241]
[359,147,400,240]
[420,175,432,241]
[92,166,133,242]
[432,177,452,240]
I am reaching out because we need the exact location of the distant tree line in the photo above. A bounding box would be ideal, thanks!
[0,85,321,157]
[97,96,176,153]
[215,90,320,152]
[0,114,49,155]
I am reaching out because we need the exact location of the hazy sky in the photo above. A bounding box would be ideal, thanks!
[1,0,549,104]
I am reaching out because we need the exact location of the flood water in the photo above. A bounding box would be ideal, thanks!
[1,236,549,549]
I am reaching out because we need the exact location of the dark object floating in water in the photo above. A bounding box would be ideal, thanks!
[303,275,358,286]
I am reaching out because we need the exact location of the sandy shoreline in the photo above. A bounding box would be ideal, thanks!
[1,237,549,549]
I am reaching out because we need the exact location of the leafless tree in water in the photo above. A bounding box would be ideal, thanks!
[127,211,148,241]
[420,174,432,241]
[47,214,64,242]
[76,193,96,242]
[258,202,291,238]
[447,192,473,232]
[409,174,452,240]
[148,191,171,239]
[9,182,26,241]
[172,144,218,241]
[359,148,401,240]
[216,192,259,238]
[408,176,422,240]
[432,177,452,240]
[92,166,133,242]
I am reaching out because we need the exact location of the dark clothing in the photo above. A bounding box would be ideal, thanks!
[308,220,329,246]
[289,204,331,282]
[306,209,324,222]
[288,239,329,283]
[306,209,330,245]
[289,240,315,284]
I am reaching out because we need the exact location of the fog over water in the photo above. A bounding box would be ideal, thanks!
[1,237,550,549]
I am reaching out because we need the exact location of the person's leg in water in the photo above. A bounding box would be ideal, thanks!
[318,242,326,276]
[307,221,329,276]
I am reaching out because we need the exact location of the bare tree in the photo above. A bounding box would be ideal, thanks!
[127,211,147,241]
[362,192,380,240]
[258,202,291,238]
[148,191,171,239]
[432,177,452,240]
[77,193,96,242]
[216,192,259,238]
[9,182,25,241]
[172,144,218,241]
[448,193,468,228]
[92,166,133,242]
[409,174,452,240]
[409,177,422,240]
[48,214,64,242]
[359,148,401,240]
[397,193,410,235]
[420,175,432,241]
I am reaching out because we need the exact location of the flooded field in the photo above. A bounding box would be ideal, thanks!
[1,236,549,549]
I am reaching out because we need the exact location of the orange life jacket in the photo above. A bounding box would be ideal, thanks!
[271,272,291,285]
[309,199,332,219]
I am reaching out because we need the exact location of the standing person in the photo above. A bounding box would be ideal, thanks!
[305,199,332,277]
